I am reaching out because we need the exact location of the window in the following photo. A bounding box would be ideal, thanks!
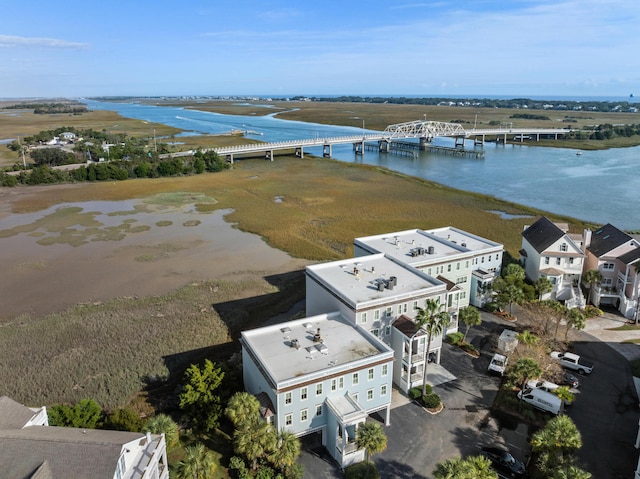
[569,257,574,265]
[381,384,387,396]
[352,393,359,403]
[427,268,432,276]
[397,304,402,314]
[316,383,323,396]
[367,389,374,401]
[315,405,323,416]
[386,307,392,317]
[413,301,418,310]
[352,372,359,385]
[481,256,485,263]
[385,325,391,336]
[403,303,408,313]
[368,368,374,380]
[545,257,550,265]
[556,257,561,265]
[360,312,367,324]
[285,414,292,426]
[285,392,292,405]
[382,364,388,376]
[374,310,380,320]
[301,387,307,401]
[456,262,460,270]
[331,379,337,391]
[338,377,344,389]
[604,263,615,270]
[461,291,466,299]
[447,264,451,272]
[371,328,379,337]
[466,261,469,268]
[560,243,568,252]
[300,409,308,422]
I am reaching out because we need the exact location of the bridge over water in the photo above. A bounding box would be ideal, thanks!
[166,120,574,163]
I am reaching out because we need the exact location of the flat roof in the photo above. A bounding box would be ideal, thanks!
[241,312,394,389]
[354,227,503,267]
[306,253,445,308]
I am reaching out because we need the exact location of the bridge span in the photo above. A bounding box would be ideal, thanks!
[164,120,575,163]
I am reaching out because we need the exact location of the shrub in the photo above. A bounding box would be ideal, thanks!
[422,393,441,409]
[409,387,423,400]
[344,461,381,479]
[583,305,603,318]
[446,332,464,346]
[106,407,144,432]
[484,302,500,313]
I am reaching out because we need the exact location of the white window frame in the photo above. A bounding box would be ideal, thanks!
[285,392,292,405]
[315,405,322,416]
[300,409,308,422]
[352,372,359,385]
[381,384,387,396]
[285,414,292,425]
[382,364,388,377]
[316,383,322,395]
[367,389,374,401]
[368,368,374,381]
[301,387,307,401]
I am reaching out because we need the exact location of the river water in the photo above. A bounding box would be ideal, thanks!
[84,100,640,230]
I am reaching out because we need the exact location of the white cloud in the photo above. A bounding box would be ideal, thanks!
[0,35,88,49]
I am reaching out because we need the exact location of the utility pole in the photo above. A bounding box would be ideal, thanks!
[153,129,157,153]
[18,136,26,169]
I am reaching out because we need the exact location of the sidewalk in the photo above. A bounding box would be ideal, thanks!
[580,311,640,362]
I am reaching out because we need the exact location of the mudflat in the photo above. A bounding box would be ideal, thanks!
[0,184,308,321]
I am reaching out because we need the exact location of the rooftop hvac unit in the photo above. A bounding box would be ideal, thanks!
[427,246,435,254]
[389,276,397,287]
[377,281,385,292]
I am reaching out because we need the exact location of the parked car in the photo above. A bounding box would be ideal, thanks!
[560,371,580,389]
[488,353,508,376]
[550,351,594,375]
[480,446,526,477]
[526,378,572,406]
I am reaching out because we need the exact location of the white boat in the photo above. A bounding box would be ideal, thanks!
[576,151,582,156]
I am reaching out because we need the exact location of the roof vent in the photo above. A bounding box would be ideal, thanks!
[290,339,300,349]
[313,328,323,343]
[461,242,467,247]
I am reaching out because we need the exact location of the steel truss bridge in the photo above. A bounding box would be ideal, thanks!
[164,120,574,163]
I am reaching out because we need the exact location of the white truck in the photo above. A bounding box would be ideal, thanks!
[487,329,518,376]
[550,351,594,375]
[488,353,508,376]
[517,387,563,415]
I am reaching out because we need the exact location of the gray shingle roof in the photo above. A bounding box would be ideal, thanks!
[587,224,632,258]
[618,248,640,266]
[522,217,565,253]
[0,426,144,479]
[0,396,38,430]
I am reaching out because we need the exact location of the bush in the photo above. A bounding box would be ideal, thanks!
[344,461,381,479]
[422,393,441,409]
[446,332,464,346]
[484,302,500,313]
[409,387,422,400]
[583,305,603,318]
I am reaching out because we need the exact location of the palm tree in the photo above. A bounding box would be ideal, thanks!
[268,430,300,474]
[176,443,217,479]
[356,422,387,479]
[233,420,277,471]
[565,309,586,342]
[459,306,482,343]
[143,414,180,449]
[505,284,525,315]
[415,299,451,396]
[510,358,542,391]
[516,330,539,346]
[550,464,592,479]
[553,385,575,407]
[531,415,582,474]
[584,269,603,306]
[433,455,498,479]
[225,391,260,428]
[553,303,570,339]
[535,276,554,300]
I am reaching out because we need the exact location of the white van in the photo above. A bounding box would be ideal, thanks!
[517,387,563,415]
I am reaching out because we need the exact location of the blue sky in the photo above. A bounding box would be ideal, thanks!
[1,0,639,98]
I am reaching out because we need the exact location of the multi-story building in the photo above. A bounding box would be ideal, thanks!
[0,396,169,479]
[240,312,394,468]
[520,217,586,308]
[353,227,504,311]
[584,223,640,319]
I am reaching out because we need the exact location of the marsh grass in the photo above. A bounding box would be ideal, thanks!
[0,278,286,408]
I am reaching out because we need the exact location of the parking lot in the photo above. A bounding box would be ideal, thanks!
[298,311,639,478]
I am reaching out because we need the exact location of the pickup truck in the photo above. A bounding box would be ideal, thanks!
[488,353,508,376]
[550,351,594,375]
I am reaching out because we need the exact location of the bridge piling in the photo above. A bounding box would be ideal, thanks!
[323,144,332,158]
[295,147,304,158]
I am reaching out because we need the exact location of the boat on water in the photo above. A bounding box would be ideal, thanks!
[576,151,582,156]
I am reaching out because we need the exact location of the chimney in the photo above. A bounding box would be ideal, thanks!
[583,228,592,248]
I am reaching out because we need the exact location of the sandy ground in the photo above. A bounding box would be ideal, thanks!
[0,186,309,321]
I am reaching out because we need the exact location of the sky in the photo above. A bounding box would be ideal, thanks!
[1,0,639,99]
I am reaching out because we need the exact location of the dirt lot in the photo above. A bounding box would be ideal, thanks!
[0,185,308,322]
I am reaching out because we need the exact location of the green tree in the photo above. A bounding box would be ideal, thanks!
[233,420,277,471]
[459,306,482,342]
[535,276,554,300]
[144,414,180,449]
[176,443,217,479]
[553,385,575,406]
[531,415,582,475]
[225,391,261,428]
[415,299,450,396]
[433,455,497,479]
[510,358,542,390]
[356,422,387,479]
[565,309,586,342]
[179,359,225,433]
[549,464,592,479]
[504,263,526,280]
[48,399,103,429]
[584,269,603,306]
[106,407,143,432]
[268,430,301,474]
